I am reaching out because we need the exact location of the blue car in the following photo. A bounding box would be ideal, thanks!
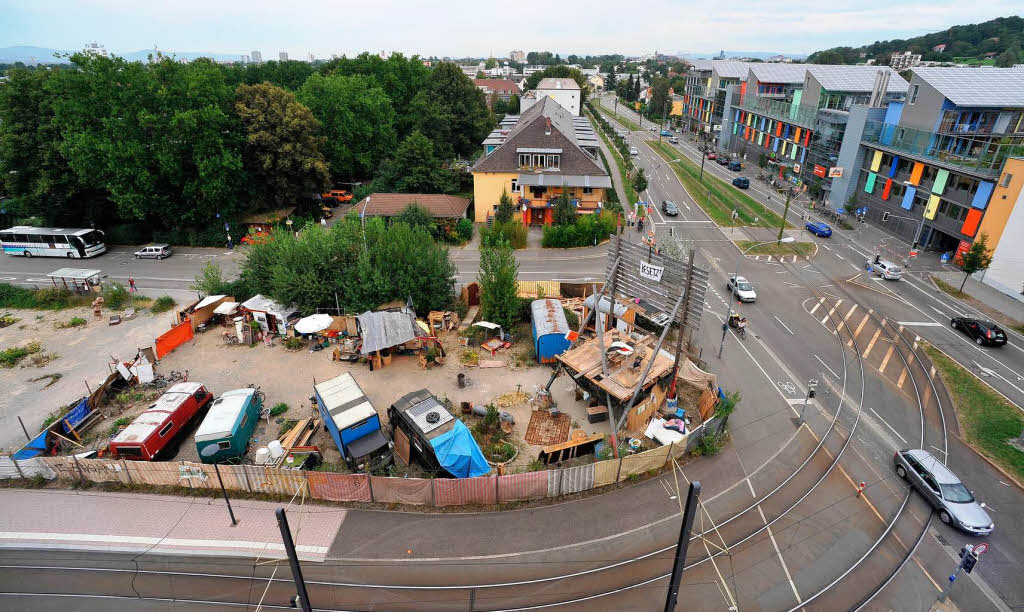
[806,221,832,237]
[660,129,672,136]
[732,176,750,189]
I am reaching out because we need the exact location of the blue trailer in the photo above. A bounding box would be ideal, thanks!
[314,373,392,472]
[194,388,262,463]
[531,299,572,363]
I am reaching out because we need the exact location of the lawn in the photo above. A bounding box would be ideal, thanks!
[924,344,1024,480]
[735,240,816,258]
[646,140,794,230]
[598,102,640,131]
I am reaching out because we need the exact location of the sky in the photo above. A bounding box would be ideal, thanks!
[0,0,1020,59]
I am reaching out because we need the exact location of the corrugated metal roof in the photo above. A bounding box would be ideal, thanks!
[531,298,569,337]
[112,383,203,444]
[911,66,1024,108]
[806,65,909,93]
[712,60,751,80]
[194,388,254,442]
[314,373,378,431]
[582,294,628,317]
[688,59,713,72]
[241,294,296,317]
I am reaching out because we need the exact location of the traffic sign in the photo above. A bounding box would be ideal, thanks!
[973,542,989,556]
[909,249,918,258]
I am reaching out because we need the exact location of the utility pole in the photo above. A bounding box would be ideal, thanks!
[213,462,237,526]
[276,508,313,612]
[778,187,792,244]
[699,138,707,182]
[664,481,702,612]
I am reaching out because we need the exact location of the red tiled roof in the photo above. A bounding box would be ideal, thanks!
[473,79,522,95]
[353,193,471,218]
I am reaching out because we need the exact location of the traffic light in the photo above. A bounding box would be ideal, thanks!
[807,379,818,399]
[882,212,891,222]
[963,553,977,574]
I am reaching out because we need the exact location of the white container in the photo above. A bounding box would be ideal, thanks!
[268,440,284,460]
[254,447,271,465]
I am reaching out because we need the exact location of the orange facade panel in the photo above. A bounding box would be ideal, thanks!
[961,208,982,237]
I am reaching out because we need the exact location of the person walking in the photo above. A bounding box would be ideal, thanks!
[128,277,137,293]
[227,233,233,250]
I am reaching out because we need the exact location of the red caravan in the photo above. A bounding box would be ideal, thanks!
[108,382,213,461]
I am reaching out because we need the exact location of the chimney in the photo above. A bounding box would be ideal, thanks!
[545,117,551,135]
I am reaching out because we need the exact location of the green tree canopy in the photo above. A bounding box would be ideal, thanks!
[478,239,520,331]
[235,82,330,208]
[298,72,397,181]
[374,129,457,193]
[958,233,994,292]
[553,191,576,226]
[395,203,434,230]
[419,62,494,160]
[631,167,648,195]
[495,188,516,224]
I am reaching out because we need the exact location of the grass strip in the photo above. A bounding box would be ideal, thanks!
[932,275,1024,335]
[735,240,816,257]
[647,140,794,230]
[589,111,639,205]
[923,344,1024,480]
[598,102,640,131]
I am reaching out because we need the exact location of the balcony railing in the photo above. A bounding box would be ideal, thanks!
[739,96,818,129]
[861,120,1024,178]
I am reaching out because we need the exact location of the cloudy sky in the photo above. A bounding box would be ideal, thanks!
[1,0,1020,58]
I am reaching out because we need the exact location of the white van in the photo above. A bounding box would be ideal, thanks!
[630,147,639,156]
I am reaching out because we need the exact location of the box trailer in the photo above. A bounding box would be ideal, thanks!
[388,389,490,478]
[314,373,392,472]
[109,382,213,461]
[194,388,263,464]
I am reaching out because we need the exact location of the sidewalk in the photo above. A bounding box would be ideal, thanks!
[0,489,345,561]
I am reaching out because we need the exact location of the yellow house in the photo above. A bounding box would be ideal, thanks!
[472,96,611,225]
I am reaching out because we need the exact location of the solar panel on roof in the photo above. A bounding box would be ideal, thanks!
[807,65,909,93]
[912,67,1024,108]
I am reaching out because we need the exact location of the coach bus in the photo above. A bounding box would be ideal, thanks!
[0,226,107,258]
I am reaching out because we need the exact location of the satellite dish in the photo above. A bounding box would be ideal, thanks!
[426,411,441,424]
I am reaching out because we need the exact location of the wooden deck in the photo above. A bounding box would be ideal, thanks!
[557,331,676,402]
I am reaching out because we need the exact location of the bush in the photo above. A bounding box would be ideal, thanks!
[562,307,579,330]
[103,283,132,310]
[104,223,152,245]
[693,432,723,457]
[542,213,616,248]
[55,316,87,329]
[0,342,41,368]
[269,402,289,417]
[283,336,304,350]
[0,283,37,309]
[456,218,474,243]
[480,221,527,249]
[34,287,77,309]
[150,295,176,313]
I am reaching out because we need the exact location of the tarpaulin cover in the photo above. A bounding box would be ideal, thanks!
[61,397,90,434]
[430,420,490,478]
[497,472,548,503]
[357,309,419,354]
[13,430,48,459]
[155,318,194,359]
[547,464,594,496]
[307,472,372,502]
[678,359,717,391]
[433,476,497,506]
[370,475,432,505]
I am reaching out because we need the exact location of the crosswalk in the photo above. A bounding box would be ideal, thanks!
[804,297,913,391]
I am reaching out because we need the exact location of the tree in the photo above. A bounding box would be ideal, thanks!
[631,167,648,195]
[374,130,456,193]
[494,188,515,224]
[476,70,486,79]
[485,58,498,69]
[418,62,494,160]
[958,233,993,292]
[607,66,616,90]
[507,94,520,114]
[995,48,1020,67]
[624,74,635,102]
[633,75,641,101]
[646,77,670,122]
[478,239,520,331]
[235,82,330,208]
[298,72,397,181]
[395,203,434,230]
[553,191,576,226]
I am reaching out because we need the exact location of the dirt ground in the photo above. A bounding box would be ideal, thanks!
[152,324,619,471]
[0,306,175,453]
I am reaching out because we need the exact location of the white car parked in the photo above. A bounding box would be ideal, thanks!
[629,147,639,156]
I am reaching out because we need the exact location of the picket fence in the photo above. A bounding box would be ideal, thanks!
[1,416,725,507]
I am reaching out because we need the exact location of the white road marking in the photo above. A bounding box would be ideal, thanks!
[814,354,841,379]
[821,244,832,251]
[896,321,943,327]
[929,444,946,455]
[868,407,908,444]
[809,297,825,315]
[774,316,794,335]
[756,504,803,604]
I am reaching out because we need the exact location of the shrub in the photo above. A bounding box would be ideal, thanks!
[55,316,87,329]
[283,336,304,350]
[34,287,77,309]
[483,404,500,430]
[541,213,616,248]
[562,307,579,331]
[0,283,38,309]
[693,432,723,457]
[0,341,41,368]
[269,402,289,417]
[150,295,176,314]
[481,221,527,249]
[107,417,132,436]
[456,218,474,243]
[103,283,132,310]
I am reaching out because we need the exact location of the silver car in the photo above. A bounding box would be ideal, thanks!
[894,449,993,535]
[727,275,757,303]
[134,244,173,259]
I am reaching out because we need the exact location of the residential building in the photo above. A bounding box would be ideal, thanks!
[588,74,605,92]
[520,77,582,116]
[522,65,547,78]
[459,64,483,78]
[352,193,471,219]
[82,42,108,57]
[472,97,610,225]
[251,50,262,64]
[510,50,526,63]
[473,79,522,108]
[890,51,922,71]
[978,158,1024,301]
[279,52,288,61]
[722,65,907,203]
[841,67,1024,256]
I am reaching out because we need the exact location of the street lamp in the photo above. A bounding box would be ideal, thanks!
[718,237,795,358]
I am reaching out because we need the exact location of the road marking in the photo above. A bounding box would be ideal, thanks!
[774,316,794,335]
[814,354,840,379]
[863,328,883,358]
[821,244,832,251]
[895,321,942,327]
[929,444,947,455]
[849,262,860,270]
[879,344,896,373]
[843,304,859,323]
[929,305,947,317]
[868,407,907,444]
[897,368,908,389]
[809,297,825,315]
[821,299,843,326]
[756,504,803,604]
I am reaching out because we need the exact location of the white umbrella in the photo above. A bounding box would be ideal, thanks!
[294,313,334,335]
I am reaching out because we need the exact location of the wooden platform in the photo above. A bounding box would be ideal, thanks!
[557,331,676,402]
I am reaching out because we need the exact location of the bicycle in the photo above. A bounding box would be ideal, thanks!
[246,383,267,405]
[167,370,188,383]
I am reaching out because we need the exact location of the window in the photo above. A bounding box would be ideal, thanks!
[510,178,519,193]
[909,84,919,105]
[545,154,560,169]
[532,154,543,168]
[1000,173,1012,188]
[217,441,231,450]
[158,421,174,437]
[518,153,530,168]
[239,413,248,429]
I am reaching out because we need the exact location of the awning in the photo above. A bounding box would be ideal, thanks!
[517,174,613,189]
[46,268,102,281]
[213,302,239,315]
[295,313,334,335]
[348,429,390,460]
[430,420,490,478]
[195,294,226,310]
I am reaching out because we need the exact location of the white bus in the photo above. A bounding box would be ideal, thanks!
[0,226,107,259]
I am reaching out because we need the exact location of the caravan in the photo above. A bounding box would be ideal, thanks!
[314,373,393,472]
[194,388,263,463]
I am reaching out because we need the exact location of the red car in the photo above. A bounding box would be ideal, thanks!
[706,152,717,160]
[109,383,213,461]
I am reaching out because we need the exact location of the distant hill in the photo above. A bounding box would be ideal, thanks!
[807,16,1023,66]
[0,45,243,64]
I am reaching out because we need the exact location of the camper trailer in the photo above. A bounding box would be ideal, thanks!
[194,388,263,463]
[314,373,392,472]
[109,383,213,461]
[388,389,490,478]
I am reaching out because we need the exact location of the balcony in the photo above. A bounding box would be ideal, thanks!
[861,120,1024,178]
[740,97,818,130]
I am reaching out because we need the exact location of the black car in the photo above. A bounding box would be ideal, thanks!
[716,156,730,166]
[661,200,679,216]
[951,317,1008,347]
[732,176,750,189]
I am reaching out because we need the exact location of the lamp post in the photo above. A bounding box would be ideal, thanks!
[718,237,795,358]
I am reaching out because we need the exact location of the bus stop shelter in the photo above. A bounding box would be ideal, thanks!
[46,268,103,294]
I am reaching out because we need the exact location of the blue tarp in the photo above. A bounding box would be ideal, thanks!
[61,397,90,434]
[430,420,490,478]
[14,430,48,460]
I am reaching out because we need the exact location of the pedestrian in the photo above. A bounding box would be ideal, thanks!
[227,233,233,250]
[128,277,136,293]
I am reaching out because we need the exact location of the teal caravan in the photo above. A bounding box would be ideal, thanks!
[195,388,262,463]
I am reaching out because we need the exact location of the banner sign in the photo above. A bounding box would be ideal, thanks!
[639,260,665,282]
[813,164,827,177]
[828,167,844,178]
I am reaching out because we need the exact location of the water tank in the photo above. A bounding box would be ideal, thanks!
[254,446,271,465]
[268,440,284,460]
